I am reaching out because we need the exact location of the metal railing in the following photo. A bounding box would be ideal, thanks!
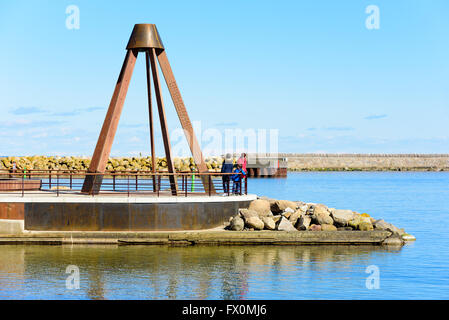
[0,169,248,197]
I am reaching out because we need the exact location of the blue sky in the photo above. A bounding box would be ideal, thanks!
[1,0,448,156]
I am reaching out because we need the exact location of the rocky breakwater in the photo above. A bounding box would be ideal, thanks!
[227,198,416,246]
[286,153,449,172]
[0,156,227,172]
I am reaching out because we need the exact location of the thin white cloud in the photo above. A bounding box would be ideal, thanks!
[9,107,45,115]
[364,114,387,120]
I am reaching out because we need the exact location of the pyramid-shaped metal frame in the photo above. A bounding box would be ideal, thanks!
[82,24,213,195]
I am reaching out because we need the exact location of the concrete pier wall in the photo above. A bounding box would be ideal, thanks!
[283,153,449,171]
[0,194,256,232]
[24,200,252,232]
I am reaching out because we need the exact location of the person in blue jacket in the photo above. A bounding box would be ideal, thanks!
[221,153,234,194]
[231,164,246,195]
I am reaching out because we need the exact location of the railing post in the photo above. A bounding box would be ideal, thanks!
[49,171,52,189]
[208,175,211,196]
[245,176,248,195]
[185,175,187,197]
[157,175,161,197]
[127,175,130,197]
[113,173,116,192]
[57,172,59,197]
[135,173,138,191]
[70,173,73,190]
[240,174,243,195]
[21,174,24,197]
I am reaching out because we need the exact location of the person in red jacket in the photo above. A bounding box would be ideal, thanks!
[237,153,247,173]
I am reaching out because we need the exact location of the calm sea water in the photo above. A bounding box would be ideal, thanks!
[0,172,448,299]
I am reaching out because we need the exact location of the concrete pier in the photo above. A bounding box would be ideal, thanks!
[0,229,394,246]
[0,192,256,232]
[0,192,403,246]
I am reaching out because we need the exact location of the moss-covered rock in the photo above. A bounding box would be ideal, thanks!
[358,221,374,231]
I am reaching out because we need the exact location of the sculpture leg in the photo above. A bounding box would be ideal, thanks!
[149,48,178,195]
[82,49,138,194]
[145,51,157,192]
[156,50,215,194]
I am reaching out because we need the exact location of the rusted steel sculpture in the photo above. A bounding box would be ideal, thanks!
[82,24,213,195]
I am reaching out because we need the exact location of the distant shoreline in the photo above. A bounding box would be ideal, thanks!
[1,154,448,172]
[284,153,449,172]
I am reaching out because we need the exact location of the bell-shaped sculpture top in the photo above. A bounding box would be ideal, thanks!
[126,24,164,51]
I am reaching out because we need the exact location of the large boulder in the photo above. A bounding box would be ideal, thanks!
[307,204,328,215]
[258,196,276,204]
[261,216,276,230]
[358,221,374,231]
[295,214,311,231]
[373,219,405,235]
[373,219,389,230]
[271,200,298,214]
[245,216,264,230]
[348,216,373,231]
[298,204,309,213]
[360,216,371,224]
[308,224,322,231]
[248,200,271,216]
[348,216,367,230]
[238,209,258,220]
[229,216,244,231]
[288,210,302,226]
[311,205,334,225]
[276,216,297,232]
[282,207,295,219]
[348,219,359,230]
[382,235,404,246]
[321,224,337,231]
[331,209,356,227]
[295,201,306,209]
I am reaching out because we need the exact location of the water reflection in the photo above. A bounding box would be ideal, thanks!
[0,245,401,300]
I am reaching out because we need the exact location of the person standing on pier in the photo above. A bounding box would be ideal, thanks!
[221,153,234,194]
[231,164,245,195]
[237,153,247,173]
